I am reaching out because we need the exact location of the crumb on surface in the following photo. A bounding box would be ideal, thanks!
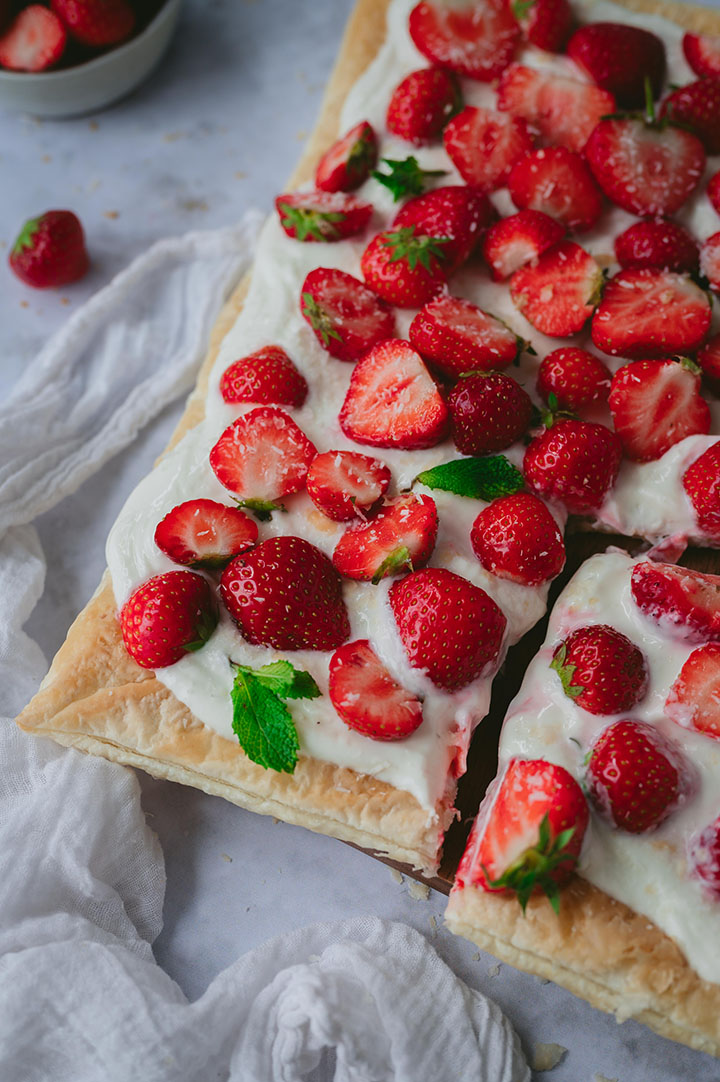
[104,211,119,220]
[235,171,247,180]
[531,1042,568,1071]
[407,879,429,902]
[472,951,481,961]
[164,131,186,143]
[296,129,309,142]
[592,1075,619,1082]
[88,121,99,131]
[60,297,70,306]
[428,914,438,934]
[389,867,403,885]
[221,853,232,863]
[487,963,501,978]
[179,198,209,212]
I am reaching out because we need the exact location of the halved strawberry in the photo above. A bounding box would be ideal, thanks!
[209,407,317,510]
[300,267,395,363]
[448,372,533,455]
[614,220,699,274]
[511,0,572,52]
[683,441,720,540]
[154,500,258,568]
[329,640,424,740]
[700,232,720,293]
[339,339,449,450]
[566,22,665,109]
[684,31,720,78]
[0,5,66,71]
[591,269,711,359]
[275,191,372,242]
[551,623,648,715]
[699,334,720,395]
[393,184,494,273]
[315,120,378,192]
[690,816,720,902]
[409,295,525,377]
[496,64,615,152]
[306,450,391,522]
[509,240,602,337]
[666,643,720,740]
[470,492,565,586]
[408,0,520,81]
[524,419,622,514]
[389,567,506,689]
[332,494,438,582]
[631,561,720,643]
[585,115,705,218]
[457,758,588,911]
[219,346,308,408]
[120,571,218,669]
[710,171,720,216]
[609,359,710,463]
[360,225,450,307]
[536,347,611,411]
[443,106,533,192]
[386,66,461,145]
[507,146,603,233]
[661,78,720,155]
[482,209,564,281]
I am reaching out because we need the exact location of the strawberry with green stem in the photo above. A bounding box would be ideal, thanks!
[300,267,395,363]
[551,624,649,715]
[275,191,372,243]
[373,157,446,202]
[120,571,218,669]
[316,121,378,193]
[361,225,450,307]
[332,493,438,583]
[9,210,88,288]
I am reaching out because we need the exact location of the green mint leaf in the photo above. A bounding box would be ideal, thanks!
[231,668,299,774]
[234,659,321,701]
[415,456,524,501]
[373,156,446,201]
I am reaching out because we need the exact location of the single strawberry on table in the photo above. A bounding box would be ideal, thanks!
[408,0,520,81]
[306,450,391,523]
[154,500,258,568]
[220,535,350,651]
[566,22,666,109]
[666,642,720,740]
[392,185,493,273]
[684,31,720,78]
[509,240,602,337]
[120,570,218,669]
[389,566,506,690]
[51,0,134,47]
[275,191,372,243]
[300,267,395,363]
[661,77,720,155]
[614,220,699,275]
[684,441,720,541]
[482,209,564,282]
[608,358,710,463]
[470,492,565,586]
[496,64,614,152]
[386,66,461,145]
[550,624,649,715]
[409,294,526,377]
[507,146,603,233]
[328,640,424,741]
[524,419,622,514]
[315,121,378,193]
[219,346,308,408]
[0,5,66,71]
[332,493,438,582]
[443,106,533,192]
[631,561,720,643]
[448,372,533,456]
[536,347,610,412]
[511,0,572,53]
[360,225,450,307]
[9,210,88,288]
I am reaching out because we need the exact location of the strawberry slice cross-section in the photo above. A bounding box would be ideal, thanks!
[328,639,424,742]
[154,499,258,569]
[408,0,520,81]
[275,191,372,243]
[497,63,615,152]
[300,267,395,364]
[510,240,602,337]
[332,493,438,583]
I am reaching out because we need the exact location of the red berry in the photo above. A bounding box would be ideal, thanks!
[306,451,391,522]
[551,624,649,715]
[443,106,533,192]
[709,171,720,216]
[631,560,720,643]
[511,0,572,52]
[567,22,665,109]
[209,407,316,504]
[51,0,134,46]
[389,567,506,690]
[683,441,720,541]
[386,66,460,145]
[300,267,395,363]
[684,31,720,79]
[497,63,615,152]
[700,232,720,293]
[0,5,66,70]
[120,570,217,669]
[536,347,610,412]
[689,815,720,900]
[154,500,258,569]
[275,191,372,243]
[524,419,622,514]
[510,240,602,337]
[507,146,603,233]
[9,210,88,289]
[360,225,450,307]
[471,492,565,586]
[698,334,720,395]
[666,642,720,740]
[332,494,438,582]
[393,184,494,273]
[219,346,308,408]
[614,220,699,274]
[448,372,532,456]
[482,209,564,281]
[328,640,424,741]
[661,78,720,155]
[315,121,378,192]
[409,294,524,377]
[609,359,710,463]
[408,0,520,81]
[219,536,350,651]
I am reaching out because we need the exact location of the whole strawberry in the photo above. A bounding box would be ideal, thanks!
[470,492,565,586]
[661,77,720,155]
[586,720,689,833]
[550,624,649,715]
[315,120,378,193]
[614,220,699,274]
[448,372,532,456]
[9,210,88,288]
[536,347,611,412]
[328,639,424,741]
[523,419,622,514]
[393,185,493,273]
[386,66,461,145]
[120,570,218,669]
[51,0,135,47]
[360,225,450,307]
[567,22,665,109]
[684,441,720,541]
[219,346,308,408]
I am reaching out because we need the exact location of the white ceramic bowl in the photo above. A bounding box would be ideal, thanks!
[0,0,182,118]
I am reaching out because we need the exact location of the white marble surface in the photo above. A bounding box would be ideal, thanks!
[5,1,720,1078]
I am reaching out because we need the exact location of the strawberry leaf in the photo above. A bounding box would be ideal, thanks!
[301,292,343,346]
[373,156,446,201]
[236,498,286,522]
[482,813,578,914]
[381,226,450,271]
[12,216,41,255]
[230,659,320,773]
[550,643,583,699]
[415,456,524,501]
[278,201,345,242]
[371,545,413,584]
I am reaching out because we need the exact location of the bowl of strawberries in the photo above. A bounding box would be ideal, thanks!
[0,0,182,117]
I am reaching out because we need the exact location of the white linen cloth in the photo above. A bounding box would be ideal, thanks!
[0,220,529,1082]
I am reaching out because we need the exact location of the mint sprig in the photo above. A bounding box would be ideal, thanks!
[415,455,524,501]
[373,156,447,201]
[230,660,321,774]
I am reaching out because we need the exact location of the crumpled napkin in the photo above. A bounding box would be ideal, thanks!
[0,218,529,1082]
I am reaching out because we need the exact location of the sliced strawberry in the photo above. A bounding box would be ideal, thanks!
[524,419,622,514]
[120,571,217,669]
[329,640,424,741]
[360,225,450,307]
[591,268,711,359]
[609,359,710,463]
[631,561,720,643]
[458,758,588,910]
[332,494,438,582]
[300,268,395,363]
[471,492,565,586]
[409,295,525,377]
[566,22,665,109]
[586,720,689,833]
[386,66,461,145]
[699,334,720,395]
[448,372,533,455]
[393,185,494,273]
[661,78,720,155]
[585,116,705,218]
[443,106,533,192]
[315,120,378,192]
[666,643,720,740]
[0,5,66,71]
[551,624,648,715]
[275,191,372,243]
[683,441,720,540]
[510,240,602,337]
[496,64,615,152]
[154,500,258,569]
[482,209,564,281]
[389,567,506,690]
[507,146,603,233]
[219,346,308,408]
[700,232,720,293]
[408,0,520,81]
[339,339,449,450]
[614,220,699,274]
[536,347,611,411]
[511,0,572,52]
[684,31,720,78]
[306,450,391,522]
[710,171,720,216]
[209,407,317,509]
[220,536,349,651]
[689,815,720,900]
